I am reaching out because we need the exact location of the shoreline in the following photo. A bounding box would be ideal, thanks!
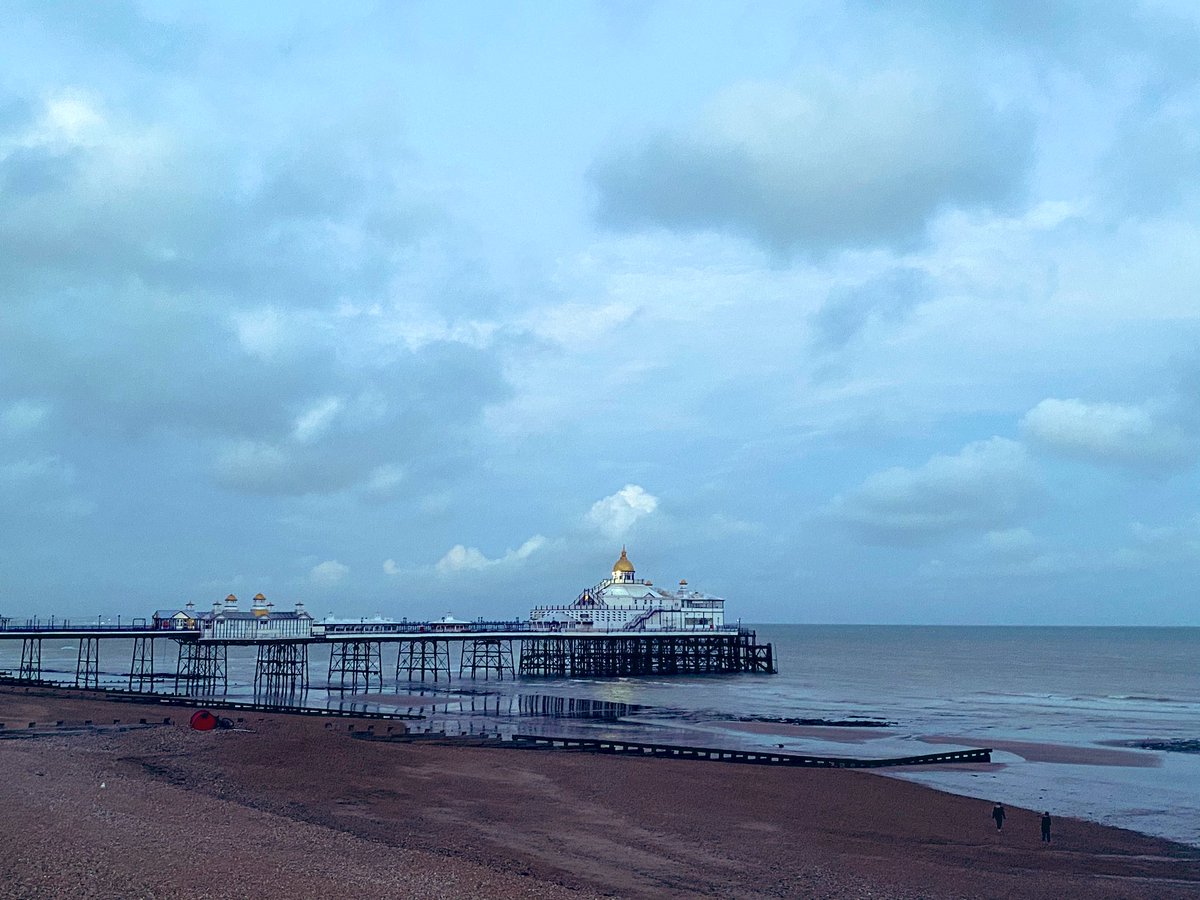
[2,684,1198,898]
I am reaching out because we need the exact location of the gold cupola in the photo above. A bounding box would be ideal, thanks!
[612,546,635,581]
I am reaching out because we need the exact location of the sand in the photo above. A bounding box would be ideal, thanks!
[2,685,1198,899]
[918,734,1162,767]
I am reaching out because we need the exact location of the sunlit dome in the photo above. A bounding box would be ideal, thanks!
[612,547,635,573]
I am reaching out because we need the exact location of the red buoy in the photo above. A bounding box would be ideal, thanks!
[189,710,218,731]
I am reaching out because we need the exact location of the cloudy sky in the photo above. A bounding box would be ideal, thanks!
[2,1,1199,624]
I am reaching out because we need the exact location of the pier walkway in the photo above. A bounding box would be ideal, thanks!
[0,619,775,691]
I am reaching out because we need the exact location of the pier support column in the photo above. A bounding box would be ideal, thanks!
[175,641,228,693]
[518,638,570,677]
[396,638,451,683]
[254,642,310,698]
[327,640,382,692]
[18,637,41,681]
[75,636,100,688]
[458,638,515,680]
[129,636,155,691]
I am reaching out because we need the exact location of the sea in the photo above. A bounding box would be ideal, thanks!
[12,624,1200,847]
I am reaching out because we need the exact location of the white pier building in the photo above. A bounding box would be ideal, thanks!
[529,548,727,632]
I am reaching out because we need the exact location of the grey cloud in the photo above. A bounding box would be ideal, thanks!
[811,267,930,348]
[0,87,433,309]
[0,80,509,502]
[831,437,1041,544]
[891,1,1200,216]
[591,75,1032,256]
[209,340,508,497]
[1102,95,1200,216]
[12,0,199,71]
[0,145,80,197]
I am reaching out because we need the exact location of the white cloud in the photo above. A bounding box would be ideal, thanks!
[232,307,289,359]
[38,91,106,146]
[984,527,1037,558]
[214,440,290,489]
[1112,517,1200,568]
[435,534,547,575]
[0,400,50,435]
[1021,398,1195,469]
[363,464,404,496]
[585,485,659,538]
[832,438,1039,542]
[310,559,349,585]
[436,544,491,573]
[292,396,343,444]
[382,558,401,576]
[526,301,638,347]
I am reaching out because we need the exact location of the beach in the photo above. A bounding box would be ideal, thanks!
[2,685,1198,899]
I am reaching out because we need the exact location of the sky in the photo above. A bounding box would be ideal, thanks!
[2,1,1200,625]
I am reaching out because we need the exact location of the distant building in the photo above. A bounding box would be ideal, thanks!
[430,614,470,633]
[152,603,199,630]
[153,594,313,640]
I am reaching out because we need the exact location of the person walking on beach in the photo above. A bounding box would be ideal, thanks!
[992,803,1006,831]
[1041,812,1052,843]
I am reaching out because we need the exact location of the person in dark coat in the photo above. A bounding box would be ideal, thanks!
[1041,811,1052,842]
[992,803,1006,830]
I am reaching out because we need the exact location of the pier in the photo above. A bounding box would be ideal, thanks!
[0,551,776,695]
[0,618,775,694]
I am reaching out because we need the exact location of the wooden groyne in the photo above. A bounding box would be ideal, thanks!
[356,731,992,769]
[508,734,991,767]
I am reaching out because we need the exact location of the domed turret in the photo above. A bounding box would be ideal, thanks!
[612,547,636,582]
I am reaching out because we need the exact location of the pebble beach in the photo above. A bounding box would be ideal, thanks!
[2,685,1198,899]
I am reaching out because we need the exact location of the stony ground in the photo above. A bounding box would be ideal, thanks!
[2,685,1198,899]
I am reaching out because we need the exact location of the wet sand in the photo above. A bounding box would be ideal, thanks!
[918,734,1162,767]
[2,685,1198,899]
[721,721,896,744]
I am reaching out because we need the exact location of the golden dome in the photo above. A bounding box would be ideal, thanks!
[612,547,635,573]
[253,593,266,601]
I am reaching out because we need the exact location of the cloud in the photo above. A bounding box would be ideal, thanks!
[382,558,401,576]
[0,83,510,501]
[309,559,349,586]
[0,455,95,521]
[984,527,1038,559]
[585,485,659,538]
[811,267,931,348]
[435,534,547,575]
[1021,398,1196,470]
[832,437,1039,542]
[591,71,1031,256]
[0,400,50,435]
[292,397,343,444]
[1113,517,1200,568]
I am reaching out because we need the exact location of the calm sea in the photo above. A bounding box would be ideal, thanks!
[12,625,1200,846]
